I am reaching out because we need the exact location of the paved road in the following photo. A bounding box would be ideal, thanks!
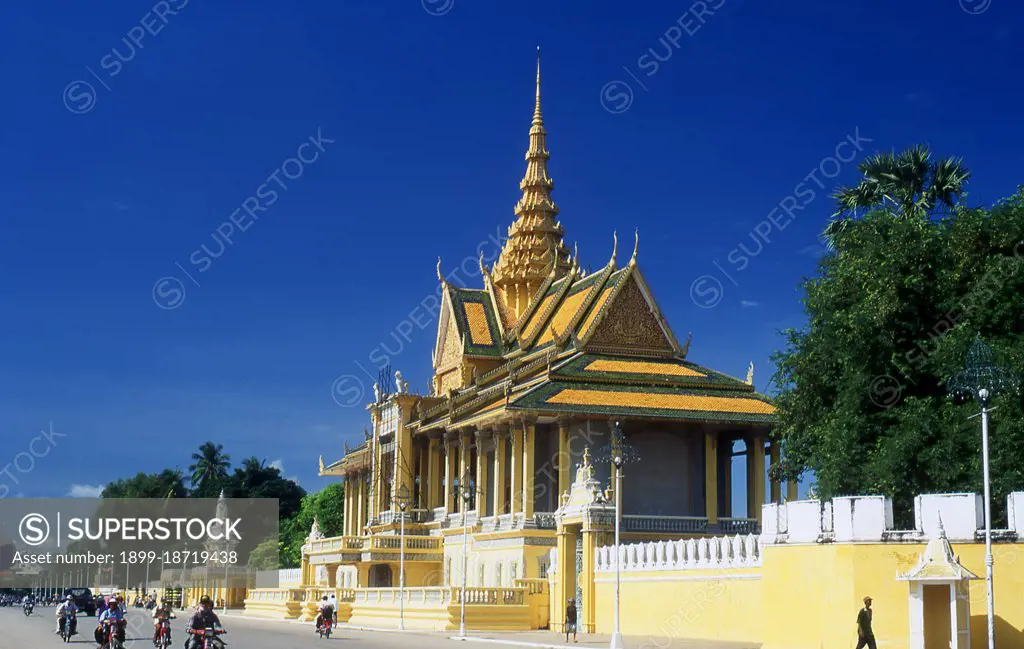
[0,606,504,649]
[2,607,730,649]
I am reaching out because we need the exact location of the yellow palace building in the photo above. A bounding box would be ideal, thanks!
[308,53,784,619]
[242,56,1024,648]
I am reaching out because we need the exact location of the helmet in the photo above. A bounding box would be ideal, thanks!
[322,596,328,601]
[199,596,213,607]
[66,594,74,601]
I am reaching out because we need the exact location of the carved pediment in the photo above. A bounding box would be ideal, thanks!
[586,276,674,352]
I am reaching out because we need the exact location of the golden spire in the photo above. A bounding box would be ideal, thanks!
[492,48,572,321]
[630,228,639,266]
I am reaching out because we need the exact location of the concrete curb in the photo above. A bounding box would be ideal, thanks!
[449,637,580,649]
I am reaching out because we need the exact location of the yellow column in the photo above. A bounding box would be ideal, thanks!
[557,420,571,502]
[344,476,353,536]
[475,431,489,517]
[746,435,765,520]
[356,473,366,533]
[579,526,599,634]
[769,438,781,504]
[787,479,799,502]
[705,430,718,524]
[510,424,524,514]
[522,421,536,518]
[722,436,732,516]
[427,437,440,509]
[371,411,382,522]
[395,418,412,511]
[552,527,573,633]
[444,435,456,512]
[459,431,471,510]
[493,431,507,516]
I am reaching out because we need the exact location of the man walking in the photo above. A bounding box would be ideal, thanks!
[856,596,876,649]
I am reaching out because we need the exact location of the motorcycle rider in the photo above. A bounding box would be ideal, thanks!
[185,596,224,649]
[55,594,78,636]
[152,597,177,644]
[95,598,126,645]
[314,595,334,632]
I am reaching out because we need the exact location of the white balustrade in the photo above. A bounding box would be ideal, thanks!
[594,534,763,573]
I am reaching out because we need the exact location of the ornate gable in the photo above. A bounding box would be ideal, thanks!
[584,272,677,356]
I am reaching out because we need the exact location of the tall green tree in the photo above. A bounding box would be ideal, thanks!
[101,469,188,498]
[773,186,1024,525]
[822,145,970,247]
[188,441,231,495]
[278,482,345,568]
[223,456,305,519]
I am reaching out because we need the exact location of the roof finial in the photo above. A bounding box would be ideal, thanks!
[533,46,542,126]
[609,231,618,266]
[630,228,639,266]
[436,257,444,283]
[479,251,490,281]
[746,361,754,385]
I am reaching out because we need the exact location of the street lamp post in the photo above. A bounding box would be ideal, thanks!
[455,470,473,638]
[612,454,624,649]
[948,335,1018,649]
[393,484,412,631]
[596,421,639,649]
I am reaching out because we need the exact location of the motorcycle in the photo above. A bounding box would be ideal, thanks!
[188,626,227,649]
[154,619,173,648]
[23,602,33,616]
[318,616,333,639]
[60,613,76,643]
[101,620,124,649]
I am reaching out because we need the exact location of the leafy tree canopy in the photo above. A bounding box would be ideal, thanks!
[774,156,1024,525]
[279,482,345,568]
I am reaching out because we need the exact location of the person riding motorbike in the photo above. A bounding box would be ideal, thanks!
[22,593,34,614]
[55,594,78,636]
[152,597,177,644]
[95,599,126,646]
[314,595,334,633]
[185,596,224,649]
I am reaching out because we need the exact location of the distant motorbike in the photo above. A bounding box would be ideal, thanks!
[60,613,76,643]
[23,602,33,616]
[318,616,333,639]
[101,620,124,649]
[155,619,173,648]
[188,627,227,649]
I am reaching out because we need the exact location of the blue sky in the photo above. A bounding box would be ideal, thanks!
[1,0,1022,505]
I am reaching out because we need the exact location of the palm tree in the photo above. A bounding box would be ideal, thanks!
[188,442,231,490]
[822,145,970,248]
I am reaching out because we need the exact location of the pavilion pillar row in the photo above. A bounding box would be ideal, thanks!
[522,420,536,519]
[746,433,766,522]
[443,434,456,513]
[510,422,524,514]
[493,428,508,516]
[475,430,490,517]
[355,472,366,534]
[557,419,571,501]
[704,430,718,525]
[768,438,781,504]
[427,436,441,510]
[458,430,471,511]
[344,474,354,536]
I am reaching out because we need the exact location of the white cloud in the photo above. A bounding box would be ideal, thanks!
[68,484,104,498]
[269,459,284,471]
[740,300,760,308]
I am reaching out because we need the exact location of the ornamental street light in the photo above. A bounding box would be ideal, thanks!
[454,469,474,637]
[948,335,1018,649]
[393,484,412,631]
[596,421,640,649]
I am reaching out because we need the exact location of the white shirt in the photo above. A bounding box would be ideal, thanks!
[317,600,333,611]
[57,601,78,616]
